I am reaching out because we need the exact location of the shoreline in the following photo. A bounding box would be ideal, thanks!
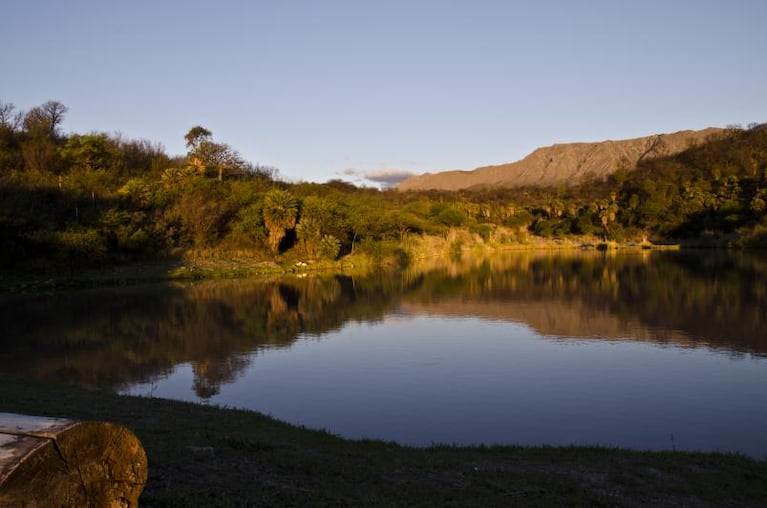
[1,376,765,506]
[0,234,726,294]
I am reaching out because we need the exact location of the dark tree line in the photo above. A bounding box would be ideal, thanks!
[1,100,765,273]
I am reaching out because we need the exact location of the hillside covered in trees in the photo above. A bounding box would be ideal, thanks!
[1,100,765,274]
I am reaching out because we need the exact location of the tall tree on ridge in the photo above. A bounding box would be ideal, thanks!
[184,125,245,181]
[21,100,68,173]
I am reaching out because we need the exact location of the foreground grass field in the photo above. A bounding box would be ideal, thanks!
[1,377,765,506]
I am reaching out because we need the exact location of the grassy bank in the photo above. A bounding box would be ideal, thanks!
[0,253,377,293]
[0,232,694,294]
[1,377,765,506]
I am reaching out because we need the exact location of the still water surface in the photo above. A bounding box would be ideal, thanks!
[2,251,766,456]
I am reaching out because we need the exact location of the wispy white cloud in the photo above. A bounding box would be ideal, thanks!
[364,168,415,187]
[336,167,415,188]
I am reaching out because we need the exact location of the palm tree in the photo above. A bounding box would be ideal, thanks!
[262,189,298,253]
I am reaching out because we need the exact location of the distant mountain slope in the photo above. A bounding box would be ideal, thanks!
[397,128,723,191]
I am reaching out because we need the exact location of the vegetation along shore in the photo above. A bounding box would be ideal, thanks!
[1,101,766,283]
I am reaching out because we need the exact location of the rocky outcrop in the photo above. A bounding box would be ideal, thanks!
[396,128,723,191]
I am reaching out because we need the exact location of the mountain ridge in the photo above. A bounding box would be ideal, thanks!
[396,127,723,191]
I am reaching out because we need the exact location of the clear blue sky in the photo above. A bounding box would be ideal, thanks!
[3,0,766,186]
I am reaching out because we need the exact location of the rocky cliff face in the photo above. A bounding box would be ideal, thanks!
[396,128,722,191]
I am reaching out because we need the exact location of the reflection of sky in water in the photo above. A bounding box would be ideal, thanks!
[122,316,767,458]
[5,251,763,456]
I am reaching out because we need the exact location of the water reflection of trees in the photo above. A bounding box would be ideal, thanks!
[1,251,765,394]
[192,355,251,398]
[0,273,401,395]
[404,250,767,354]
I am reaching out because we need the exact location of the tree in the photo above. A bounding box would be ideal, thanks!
[0,101,23,132]
[61,134,114,172]
[184,126,245,181]
[295,195,348,257]
[229,202,267,248]
[750,189,767,215]
[431,204,467,227]
[112,135,169,177]
[597,200,620,238]
[262,189,298,253]
[184,125,212,151]
[23,100,68,138]
[318,234,341,260]
[21,100,68,173]
[0,101,24,172]
[295,216,322,257]
[168,179,232,247]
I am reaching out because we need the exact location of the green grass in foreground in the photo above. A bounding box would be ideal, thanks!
[1,377,766,507]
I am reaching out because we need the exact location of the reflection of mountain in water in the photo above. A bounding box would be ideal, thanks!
[1,251,765,394]
[405,251,767,354]
[400,299,683,343]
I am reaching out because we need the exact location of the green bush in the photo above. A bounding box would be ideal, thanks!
[318,235,341,260]
[470,223,494,242]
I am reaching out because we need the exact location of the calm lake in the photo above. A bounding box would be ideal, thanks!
[2,250,766,457]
